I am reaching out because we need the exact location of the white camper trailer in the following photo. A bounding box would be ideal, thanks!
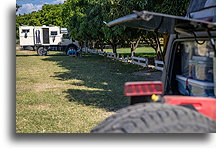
[19,25,79,56]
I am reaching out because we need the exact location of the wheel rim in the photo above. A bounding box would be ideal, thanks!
[38,48,46,55]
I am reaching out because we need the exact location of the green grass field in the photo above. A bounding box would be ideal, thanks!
[103,46,156,59]
[16,49,152,133]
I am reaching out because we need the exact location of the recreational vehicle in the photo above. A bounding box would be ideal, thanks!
[19,25,79,56]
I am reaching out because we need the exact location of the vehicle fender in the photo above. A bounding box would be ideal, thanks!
[164,95,216,120]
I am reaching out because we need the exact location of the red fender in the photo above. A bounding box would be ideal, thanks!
[164,96,216,120]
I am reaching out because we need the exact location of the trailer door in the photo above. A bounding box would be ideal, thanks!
[43,28,50,44]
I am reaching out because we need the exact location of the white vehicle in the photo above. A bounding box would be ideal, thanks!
[19,25,79,56]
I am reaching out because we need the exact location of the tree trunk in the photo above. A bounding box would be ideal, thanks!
[143,36,164,61]
[100,41,104,51]
[112,44,117,53]
[156,33,164,61]
[109,38,119,53]
[85,41,89,48]
[143,37,160,59]
[130,36,141,57]
[154,36,163,61]
[79,41,84,48]
[92,41,96,49]
[131,43,135,57]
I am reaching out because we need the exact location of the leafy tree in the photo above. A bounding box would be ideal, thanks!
[16,0,190,58]
[16,4,20,12]
[62,0,146,53]
[101,0,147,55]
[16,4,64,38]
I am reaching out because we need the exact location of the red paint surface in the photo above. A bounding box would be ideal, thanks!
[164,96,216,120]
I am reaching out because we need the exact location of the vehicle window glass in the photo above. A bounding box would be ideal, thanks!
[179,40,214,81]
[51,31,58,35]
[176,40,215,97]
[22,29,30,33]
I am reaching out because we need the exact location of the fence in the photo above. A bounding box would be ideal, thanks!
[116,54,129,62]
[131,56,148,67]
[154,60,164,71]
[107,52,116,59]
[98,51,106,56]
[81,48,164,71]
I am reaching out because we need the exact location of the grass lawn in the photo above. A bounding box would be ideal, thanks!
[103,46,156,59]
[16,49,149,133]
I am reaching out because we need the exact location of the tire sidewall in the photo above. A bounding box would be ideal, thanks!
[37,47,47,56]
[91,103,216,133]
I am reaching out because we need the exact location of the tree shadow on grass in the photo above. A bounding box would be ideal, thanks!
[16,50,67,57]
[16,55,38,57]
[42,54,146,111]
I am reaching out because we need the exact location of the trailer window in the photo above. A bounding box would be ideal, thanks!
[51,31,58,35]
[22,29,30,33]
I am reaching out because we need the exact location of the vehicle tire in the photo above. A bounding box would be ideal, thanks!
[23,46,34,50]
[37,47,47,56]
[32,46,36,51]
[22,46,27,50]
[91,103,216,133]
[22,46,30,50]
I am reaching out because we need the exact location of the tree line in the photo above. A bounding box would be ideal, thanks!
[16,0,190,60]
[16,4,63,39]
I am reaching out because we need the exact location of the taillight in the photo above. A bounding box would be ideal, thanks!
[124,81,163,96]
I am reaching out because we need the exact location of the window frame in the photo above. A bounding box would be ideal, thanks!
[50,31,58,36]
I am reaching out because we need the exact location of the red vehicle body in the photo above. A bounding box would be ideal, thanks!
[124,81,216,121]
[164,96,215,120]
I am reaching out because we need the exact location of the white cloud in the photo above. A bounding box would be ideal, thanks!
[52,0,66,4]
[16,3,43,15]
[16,0,66,15]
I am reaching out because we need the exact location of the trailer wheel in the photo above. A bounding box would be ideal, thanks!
[22,46,27,50]
[32,46,36,51]
[91,103,216,133]
[37,47,47,56]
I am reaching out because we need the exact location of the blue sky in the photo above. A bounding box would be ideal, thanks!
[16,0,66,15]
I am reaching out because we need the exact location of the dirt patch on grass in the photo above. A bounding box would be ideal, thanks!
[34,83,69,92]
[28,104,52,111]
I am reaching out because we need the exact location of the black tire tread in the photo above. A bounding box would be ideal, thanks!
[91,103,216,133]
